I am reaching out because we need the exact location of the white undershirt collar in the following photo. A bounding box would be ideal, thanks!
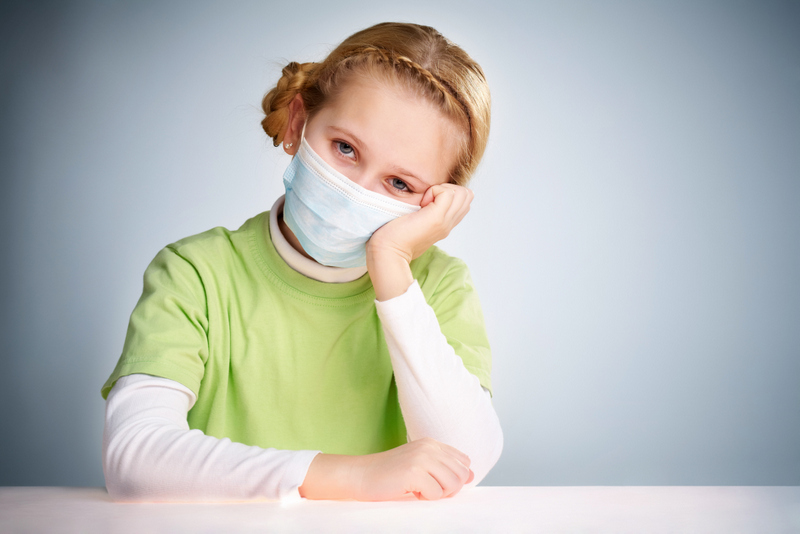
[268,196,369,283]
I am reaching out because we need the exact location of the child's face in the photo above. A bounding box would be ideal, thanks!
[302,77,463,206]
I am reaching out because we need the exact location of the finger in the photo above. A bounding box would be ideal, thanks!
[441,188,463,219]
[411,438,469,469]
[427,461,465,499]
[420,186,436,208]
[429,184,456,207]
[415,472,446,501]
[442,470,472,499]
[436,451,472,486]
[432,440,471,465]
[443,187,471,222]
[455,186,473,210]
[420,188,456,229]
[438,185,471,219]
[453,189,473,223]
[450,198,472,227]
[421,181,457,209]
[417,186,452,220]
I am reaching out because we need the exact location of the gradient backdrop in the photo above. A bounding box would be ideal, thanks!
[1,0,798,487]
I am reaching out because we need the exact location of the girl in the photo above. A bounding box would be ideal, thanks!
[101,22,503,502]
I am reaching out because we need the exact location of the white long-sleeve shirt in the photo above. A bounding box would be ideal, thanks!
[102,197,503,502]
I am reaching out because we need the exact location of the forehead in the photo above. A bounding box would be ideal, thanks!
[310,77,462,185]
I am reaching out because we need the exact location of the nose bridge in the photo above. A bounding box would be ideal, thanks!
[346,164,382,194]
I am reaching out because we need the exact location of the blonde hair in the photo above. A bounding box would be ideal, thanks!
[261,22,491,185]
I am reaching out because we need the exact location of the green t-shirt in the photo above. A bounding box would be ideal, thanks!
[101,210,492,455]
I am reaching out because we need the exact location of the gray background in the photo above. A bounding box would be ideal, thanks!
[1,0,798,487]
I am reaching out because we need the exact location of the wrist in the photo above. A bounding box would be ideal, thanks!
[367,247,413,302]
[298,453,360,500]
[366,239,412,266]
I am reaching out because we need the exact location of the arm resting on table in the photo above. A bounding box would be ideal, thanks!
[103,373,320,502]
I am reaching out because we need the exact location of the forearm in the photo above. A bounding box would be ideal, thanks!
[375,282,503,485]
[367,247,414,302]
[103,374,319,502]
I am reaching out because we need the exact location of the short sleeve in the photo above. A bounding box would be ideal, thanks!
[101,245,209,400]
[423,259,493,395]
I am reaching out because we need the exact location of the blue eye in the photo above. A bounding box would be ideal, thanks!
[390,178,409,191]
[336,141,355,158]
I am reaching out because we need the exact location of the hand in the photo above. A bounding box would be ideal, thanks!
[368,184,474,264]
[299,437,474,501]
[354,437,474,501]
[366,184,473,301]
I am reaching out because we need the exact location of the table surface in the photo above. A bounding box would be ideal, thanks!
[1,486,799,533]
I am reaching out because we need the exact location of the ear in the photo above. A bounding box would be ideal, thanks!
[283,93,306,156]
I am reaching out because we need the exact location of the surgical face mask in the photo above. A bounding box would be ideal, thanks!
[282,136,420,268]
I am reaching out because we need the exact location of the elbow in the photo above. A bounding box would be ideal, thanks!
[103,465,136,502]
[102,428,158,503]
[103,456,160,503]
[104,475,144,503]
[102,451,142,502]
[103,458,148,503]
[467,415,504,487]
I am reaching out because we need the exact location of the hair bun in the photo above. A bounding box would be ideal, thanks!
[261,62,318,147]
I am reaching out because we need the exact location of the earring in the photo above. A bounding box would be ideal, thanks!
[284,142,293,149]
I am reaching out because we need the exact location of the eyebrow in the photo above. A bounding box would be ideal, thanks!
[327,126,432,187]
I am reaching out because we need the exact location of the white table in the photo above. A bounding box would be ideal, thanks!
[2,486,799,533]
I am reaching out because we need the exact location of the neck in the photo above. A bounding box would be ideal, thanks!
[278,213,315,262]
[268,196,368,283]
